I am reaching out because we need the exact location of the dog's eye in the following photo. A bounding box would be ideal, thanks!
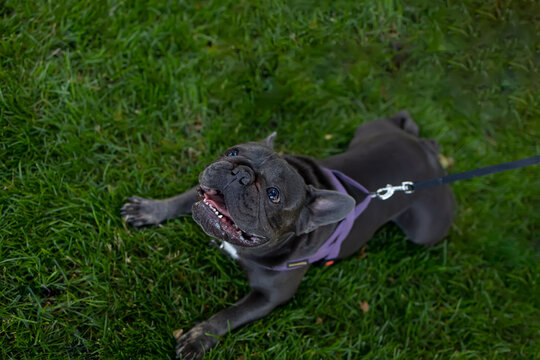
[226,149,238,157]
[267,187,280,203]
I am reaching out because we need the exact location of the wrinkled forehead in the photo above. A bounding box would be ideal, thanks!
[234,143,298,177]
[234,142,277,163]
[234,142,306,202]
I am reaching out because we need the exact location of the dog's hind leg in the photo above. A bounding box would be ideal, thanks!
[386,110,419,136]
[392,185,455,246]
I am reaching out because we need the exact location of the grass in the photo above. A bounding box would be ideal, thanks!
[1,0,539,358]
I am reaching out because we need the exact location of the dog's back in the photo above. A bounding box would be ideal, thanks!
[321,111,455,254]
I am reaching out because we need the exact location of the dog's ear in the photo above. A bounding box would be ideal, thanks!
[261,132,277,149]
[295,185,355,235]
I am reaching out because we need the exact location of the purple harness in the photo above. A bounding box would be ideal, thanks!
[266,167,372,271]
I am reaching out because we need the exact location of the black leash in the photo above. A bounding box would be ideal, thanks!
[371,156,540,200]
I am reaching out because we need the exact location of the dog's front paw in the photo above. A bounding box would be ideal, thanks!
[175,324,218,360]
[121,196,165,228]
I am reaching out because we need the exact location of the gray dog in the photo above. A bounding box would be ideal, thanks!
[121,111,455,359]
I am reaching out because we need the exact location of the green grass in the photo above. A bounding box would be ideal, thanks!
[1,0,539,359]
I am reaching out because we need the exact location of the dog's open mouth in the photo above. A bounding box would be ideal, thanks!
[194,186,266,247]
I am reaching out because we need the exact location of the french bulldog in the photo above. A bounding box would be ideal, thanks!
[121,111,455,359]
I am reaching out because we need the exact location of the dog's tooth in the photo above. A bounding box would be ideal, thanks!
[218,215,223,219]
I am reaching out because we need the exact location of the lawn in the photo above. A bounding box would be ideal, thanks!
[1,0,539,359]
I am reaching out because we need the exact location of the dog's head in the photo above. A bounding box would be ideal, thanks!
[192,134,355,248]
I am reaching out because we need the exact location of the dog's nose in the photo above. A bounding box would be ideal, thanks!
[231,166,255,186]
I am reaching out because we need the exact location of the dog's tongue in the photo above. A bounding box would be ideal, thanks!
[203,193,231,218]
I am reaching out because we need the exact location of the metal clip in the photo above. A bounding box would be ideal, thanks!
[370,181,415,200]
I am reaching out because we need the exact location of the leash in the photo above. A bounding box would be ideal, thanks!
[370,156,540,200]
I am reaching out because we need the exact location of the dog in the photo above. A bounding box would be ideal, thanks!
[121,111,455,359]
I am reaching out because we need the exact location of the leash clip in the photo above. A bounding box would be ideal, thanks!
[370,181,414,200]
